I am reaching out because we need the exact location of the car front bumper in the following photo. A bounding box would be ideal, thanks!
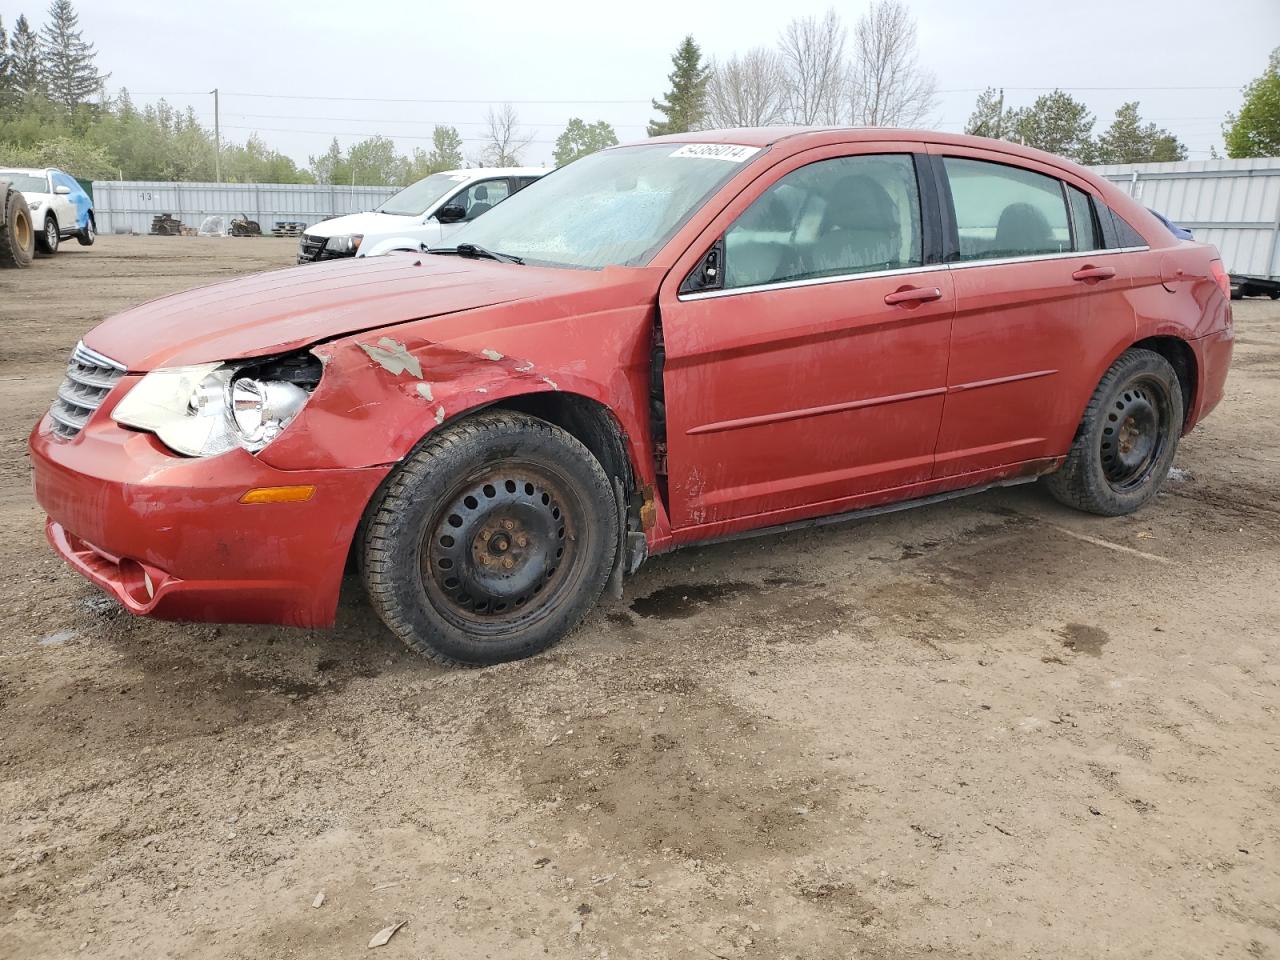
[30,415,390,627]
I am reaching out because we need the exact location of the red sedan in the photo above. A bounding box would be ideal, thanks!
[30,128,1233,664]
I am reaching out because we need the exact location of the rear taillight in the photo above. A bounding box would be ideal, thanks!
[1210,259,1231,298]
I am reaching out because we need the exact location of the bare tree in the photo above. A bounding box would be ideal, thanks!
[848,0,936,128]
[778,9,847,125]
[480,103,533,166]
[706,47,789,128]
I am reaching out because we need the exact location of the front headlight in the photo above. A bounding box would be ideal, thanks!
[28,198,44,210]
[112,352,320,457]
[326,234,362,254]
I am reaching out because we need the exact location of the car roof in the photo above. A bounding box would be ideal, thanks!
[637,127,1097,179]
[0,167,51,177]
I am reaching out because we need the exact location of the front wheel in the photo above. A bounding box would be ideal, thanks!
[36,215,59,254]
[1044,348,1184,516]
[362,410,619,665]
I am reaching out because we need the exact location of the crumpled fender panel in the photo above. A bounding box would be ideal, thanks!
[258,292,661,496]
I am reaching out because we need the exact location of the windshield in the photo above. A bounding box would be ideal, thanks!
[1,172,49,193]
[377,172,469,216]
[446,143,761,269]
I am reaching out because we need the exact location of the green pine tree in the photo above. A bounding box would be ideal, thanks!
[553,118,619,166]
[1095,102,1186,163]
[40,0,107,110]
[1224,48,1280,159]
[647,36,710,136]
[9,15,43,98]
[427,125,464,171]
[1008,90,1096,163]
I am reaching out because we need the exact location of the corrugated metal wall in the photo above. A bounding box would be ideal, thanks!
[93,161,1280,279]
[1091,157,1280,280]
[90,180,399,236]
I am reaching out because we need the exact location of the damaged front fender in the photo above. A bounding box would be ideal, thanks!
[259,334,626,473]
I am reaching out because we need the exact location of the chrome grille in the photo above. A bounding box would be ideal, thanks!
[48,341,126,440]
[297,233,327,263]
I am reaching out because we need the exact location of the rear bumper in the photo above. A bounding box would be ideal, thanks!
[30,415,390,627]
[1187,327,1233,431]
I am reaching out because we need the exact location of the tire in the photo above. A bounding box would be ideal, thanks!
[0,185,35,268]
[76,214,95,246]
[1045,348,1184,516]
[36,214,59,254]
[362,410,619,665]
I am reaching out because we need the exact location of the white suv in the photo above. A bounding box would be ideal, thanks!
[0,167,95,254]
[297,167,545,264]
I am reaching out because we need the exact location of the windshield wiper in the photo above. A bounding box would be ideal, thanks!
[426,242,524,265]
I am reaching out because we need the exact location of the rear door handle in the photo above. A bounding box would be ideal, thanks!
[884,286,943,306]
[1072,265,1117,283]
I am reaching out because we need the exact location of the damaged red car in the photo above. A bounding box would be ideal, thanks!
[30,128,1233,664]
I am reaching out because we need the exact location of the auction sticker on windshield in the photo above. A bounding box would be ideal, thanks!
[669,144,761,162]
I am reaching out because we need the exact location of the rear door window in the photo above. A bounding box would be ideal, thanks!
[943,157,1071,260]
[722,153,923,290]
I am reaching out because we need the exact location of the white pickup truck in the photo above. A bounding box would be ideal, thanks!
[297,167,545,263]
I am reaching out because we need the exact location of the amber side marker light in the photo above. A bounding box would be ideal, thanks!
[239,485,316,505]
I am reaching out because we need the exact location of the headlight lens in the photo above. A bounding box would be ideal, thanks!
[112,355,319,457]
[28,198,44,209]
[326,234,362,254]
[231,378,310,446]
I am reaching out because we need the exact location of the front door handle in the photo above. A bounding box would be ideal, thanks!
[1072,265,1117,283]
[884,286,943,306]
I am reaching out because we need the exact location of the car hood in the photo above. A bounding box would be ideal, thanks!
[305,211,420,238]
[83,254,652,370]
[20,191,50,205]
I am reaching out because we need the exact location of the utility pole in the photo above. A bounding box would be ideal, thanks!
[211,87,221,183]
[994,87,1005,140]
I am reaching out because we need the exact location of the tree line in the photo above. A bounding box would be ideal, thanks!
[650,6,1279,163]
[1,0,1276,186]
[0,2,620,183]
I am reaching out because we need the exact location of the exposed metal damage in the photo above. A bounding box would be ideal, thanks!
[359,337,423,379]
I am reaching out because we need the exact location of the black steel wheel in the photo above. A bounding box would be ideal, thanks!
[1046,348,1184,516]
[1099,376,1171,491]
[423,464,579,632]
[363,410,618,665]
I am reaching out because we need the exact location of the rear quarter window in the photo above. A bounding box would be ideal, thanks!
[1110,209,1147,248]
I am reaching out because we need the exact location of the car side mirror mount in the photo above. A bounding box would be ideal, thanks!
[679,238,725,295]
[54,185,72,195]
[435,204,466,224]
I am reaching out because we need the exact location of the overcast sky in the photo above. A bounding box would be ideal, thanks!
[5,0,1277,169]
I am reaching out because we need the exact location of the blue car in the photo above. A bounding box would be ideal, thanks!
[1148,207,1193,240]
[0,166,95,254]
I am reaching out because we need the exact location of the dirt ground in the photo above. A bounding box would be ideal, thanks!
[0,236,1276,960]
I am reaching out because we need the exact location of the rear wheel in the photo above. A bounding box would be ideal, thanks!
[36,215,59,254]
[0,185,34,268]
[362,410,618,665]
[1045,348,1183,516]
[77,214,95,246]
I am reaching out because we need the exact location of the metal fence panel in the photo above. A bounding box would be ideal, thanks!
[93,162,1280,280]
[1091,157,1280,280]
[90,180,399,236]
